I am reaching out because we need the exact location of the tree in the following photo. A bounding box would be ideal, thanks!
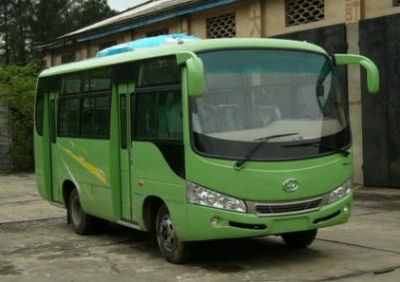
[69,0,115,30]
[31,0,71,46]
[0,0,13,64]
[0,0,116,171]
[0,64,39,170]
[0,0,117,65]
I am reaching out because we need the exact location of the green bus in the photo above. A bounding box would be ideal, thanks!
[35,37,379,263]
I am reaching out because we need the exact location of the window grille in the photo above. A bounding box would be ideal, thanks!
[146,28,169,37]
[206,13,236,38]
[286,0,325,27]
[394,0,400,7]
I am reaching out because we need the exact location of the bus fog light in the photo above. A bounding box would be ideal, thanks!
[324,179,353,204]
[187,182,247,212]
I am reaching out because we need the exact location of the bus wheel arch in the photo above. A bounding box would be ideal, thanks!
[62,180,96,235]
[142,196,165,234]
[143,196,192,264]
[62,180,76,216]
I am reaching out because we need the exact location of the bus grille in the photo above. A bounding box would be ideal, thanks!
[253,198,322,216]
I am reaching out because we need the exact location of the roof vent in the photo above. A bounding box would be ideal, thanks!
[96,33,200,57]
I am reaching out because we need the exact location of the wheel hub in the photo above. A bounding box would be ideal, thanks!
[158,214,177,252]
[71,197,82,226]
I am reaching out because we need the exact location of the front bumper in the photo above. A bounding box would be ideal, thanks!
[182,193,352,241]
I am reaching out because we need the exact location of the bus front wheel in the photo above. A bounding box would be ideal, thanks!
[281,229,318,248]
[155,204,192,264]
[67,189,95,235]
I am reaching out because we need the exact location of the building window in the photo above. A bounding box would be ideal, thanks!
[146,28,169,37]
[61,51,76,64]
[286,0,325,27]
[206,13,236,38]
[394,0,400,7]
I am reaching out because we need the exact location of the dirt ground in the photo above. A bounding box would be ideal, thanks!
[0,174,399,282]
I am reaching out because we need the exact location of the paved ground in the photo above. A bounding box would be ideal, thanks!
[0,174,399,282]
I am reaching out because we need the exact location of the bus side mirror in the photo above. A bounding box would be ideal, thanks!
[334,54,380,94]
[177,51,205,97]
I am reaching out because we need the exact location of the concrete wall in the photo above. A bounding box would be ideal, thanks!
[364,0,400,19]
[264,0,347,36]
[346,22,363,184]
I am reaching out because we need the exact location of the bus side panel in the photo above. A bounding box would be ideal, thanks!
[57,138,114,220]
[131,142,187,236]
[34,93,53,201]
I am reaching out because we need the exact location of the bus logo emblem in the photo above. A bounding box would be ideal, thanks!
[282,179,299,193]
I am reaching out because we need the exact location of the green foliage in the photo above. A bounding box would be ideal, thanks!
[68,0,116,32]
[1,0,116,65]
[0,64,39,171]
[0,0,116,171]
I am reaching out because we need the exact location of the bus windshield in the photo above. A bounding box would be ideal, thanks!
[191,49,350,161]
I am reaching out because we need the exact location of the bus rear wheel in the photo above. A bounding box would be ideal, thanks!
[281,229,318,248]
[155,204,192,264]
[68,189,95,235]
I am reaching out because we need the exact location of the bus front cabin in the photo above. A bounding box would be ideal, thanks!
[34,38,379,264]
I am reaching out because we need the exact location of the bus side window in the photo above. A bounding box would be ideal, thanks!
[166,91,183,139]
[35,82,45,136]
[58,98,80,137]
[81,95,111,139]
[134,90,182,141]
[36,77,61,136]
[90,69,112,91]
[135,93,158,139]
[63,75,82,94]
[138,57,180,87]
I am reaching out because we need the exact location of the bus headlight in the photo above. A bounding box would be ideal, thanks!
[324,179,353,204]
[187,182,247,212]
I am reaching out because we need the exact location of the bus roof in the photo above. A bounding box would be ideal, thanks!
[39,38,327,78]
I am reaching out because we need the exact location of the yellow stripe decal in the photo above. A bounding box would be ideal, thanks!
[58,144,107,185]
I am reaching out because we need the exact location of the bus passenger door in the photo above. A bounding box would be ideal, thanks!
[48,92,60,202]
[118,82,135,221]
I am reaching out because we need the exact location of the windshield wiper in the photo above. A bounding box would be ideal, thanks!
[234,133,299,170]
[283,142,350,157]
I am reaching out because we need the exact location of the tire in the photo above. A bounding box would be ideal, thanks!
[67,189,95,235]
[155,204,192,264]
[281,229,318,248]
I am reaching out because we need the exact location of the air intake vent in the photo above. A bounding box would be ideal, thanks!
[252,198,322,216]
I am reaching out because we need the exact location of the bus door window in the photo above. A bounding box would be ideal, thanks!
[120,94,127,149]
[49,100,56,143]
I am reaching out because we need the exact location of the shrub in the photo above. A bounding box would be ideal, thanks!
[0,64,39,171]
